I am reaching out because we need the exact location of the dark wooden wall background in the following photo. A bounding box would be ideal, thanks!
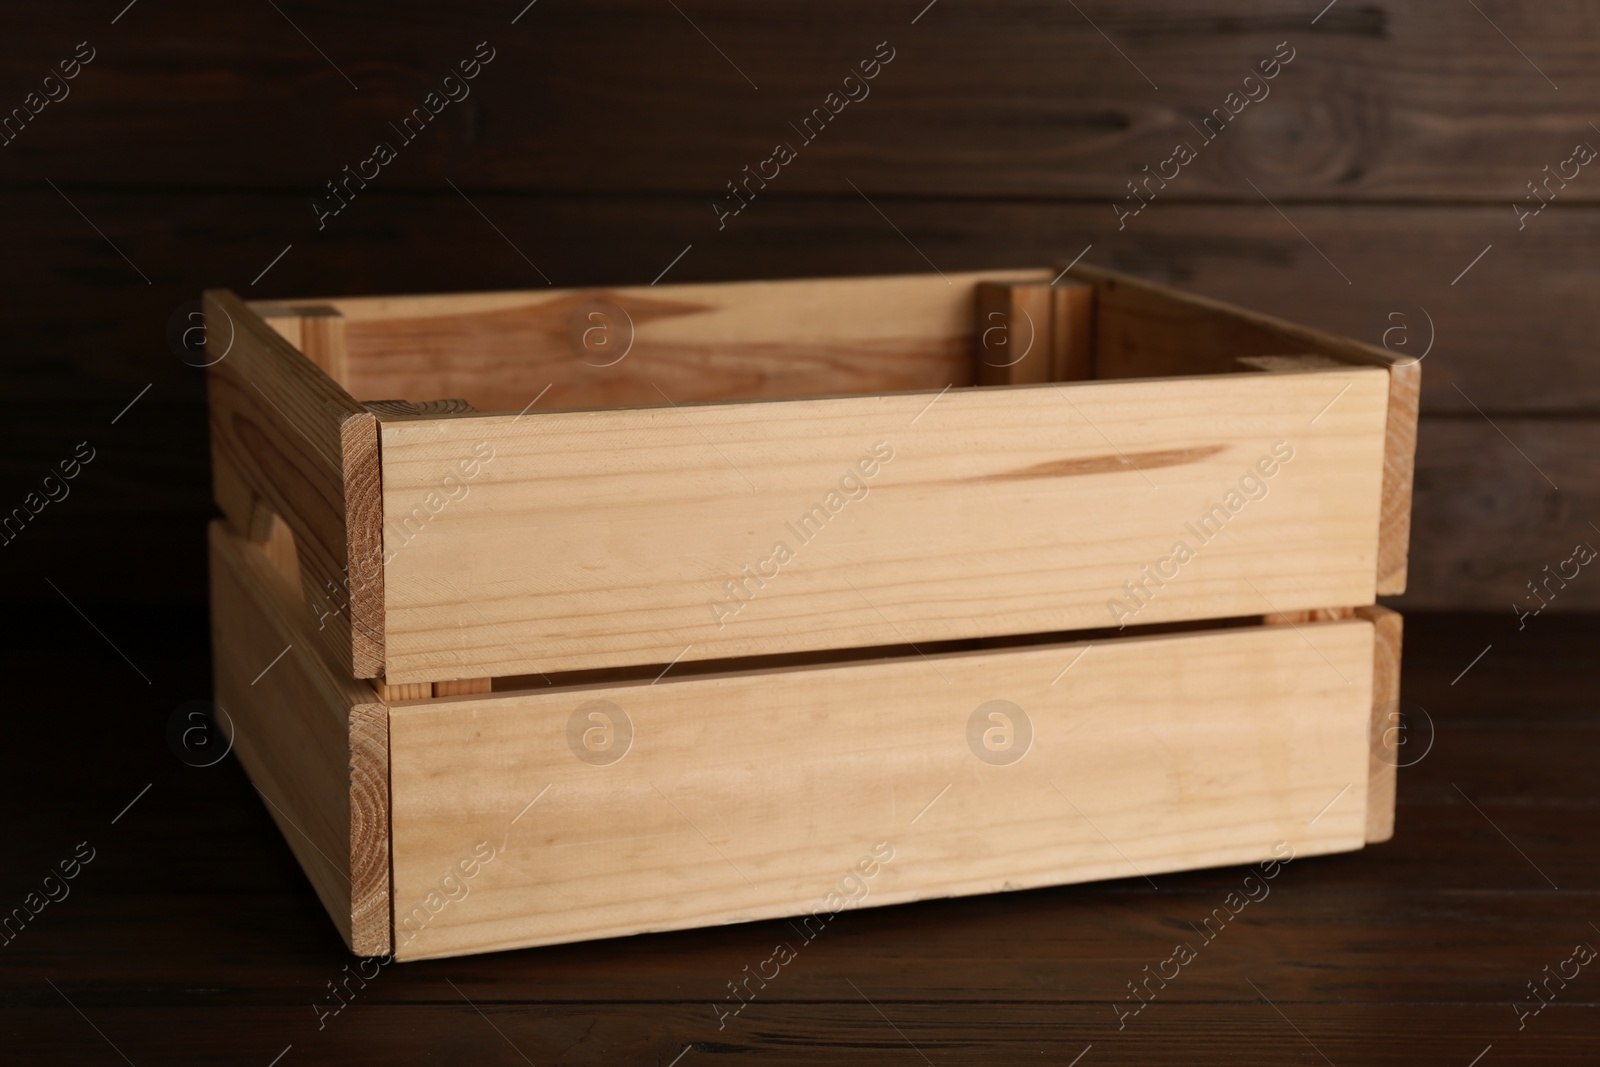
[3,1,1595,618]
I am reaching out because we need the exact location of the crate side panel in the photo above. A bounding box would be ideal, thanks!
[388,619,1374,960]
[207,290,384,677]
[380,368,1388,683]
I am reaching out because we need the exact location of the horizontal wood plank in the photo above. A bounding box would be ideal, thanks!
[205,290,385,677]
[389,620,1374,959]
[380,367,1388,681]
[4,1,1598,204]
[14,880,1600,1005]
[11,1002,1600,1066]
[1404,416,1600,612]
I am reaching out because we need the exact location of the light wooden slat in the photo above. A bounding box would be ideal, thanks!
[21,1,1600,208]
[375,681,430,702]
[321,271,1048,412]
[363,398,478,420]
[1236,355,1344,374]
[379,367,1389,683]
[1050,282,1095,382]
[1066,263,1419,597]
[1356,605,1403,844]
[975,281,1054,385]
[300,307,350,385]
[256,304,349,384]
[256,307,303,352]
[388,618,1375,960]
[207,290,384,678]
[257,511,300,590]
[208,521,390,956]
[1263,608,1356,624]
[433,678,492,697]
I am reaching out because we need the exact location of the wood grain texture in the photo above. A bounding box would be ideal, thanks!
[362,399,478,420]
[347,702,390,954]
[1355,605,1402,844]
[975,281,1055,385]
[208,521,390,956]
[6,1,1598,204]
[1069,263,1419,596]
[325,272,1042,413]
[375,681,430,702]
[389,619,1374,960]
[11,1003,1600,1066]
[5,0,1599,1047]
[254,304,349,384]
[1236,355,1344,373]
[298,307,349,387]
[379,367,1388,682]
[257,511,300,591]
[1051,281,1096,382]
[255,306,303,352]
[206,290,384,677]
[22,877,1600,1002]
[1405,417,1600,611]
[1238,353,1417,597]
[1262,607,1356,624]
[432,678,492,697]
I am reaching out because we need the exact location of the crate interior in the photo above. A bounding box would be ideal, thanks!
[258,267,1374,415]
[263,270,1081,413]
[256,265,1331,415]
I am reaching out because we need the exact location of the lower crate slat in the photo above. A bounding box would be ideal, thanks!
[388,618,1375,961]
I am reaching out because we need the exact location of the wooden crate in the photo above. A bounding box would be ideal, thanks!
[207,265,1415,960]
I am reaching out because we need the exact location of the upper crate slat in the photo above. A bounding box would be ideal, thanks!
[378,366,1389,683]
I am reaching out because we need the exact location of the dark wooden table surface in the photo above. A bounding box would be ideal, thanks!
[3,609,1595,1064]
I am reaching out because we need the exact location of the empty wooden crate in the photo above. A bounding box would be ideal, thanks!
[206,265,1417,960]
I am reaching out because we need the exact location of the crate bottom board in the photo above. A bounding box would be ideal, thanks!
[212,522,1391,961]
